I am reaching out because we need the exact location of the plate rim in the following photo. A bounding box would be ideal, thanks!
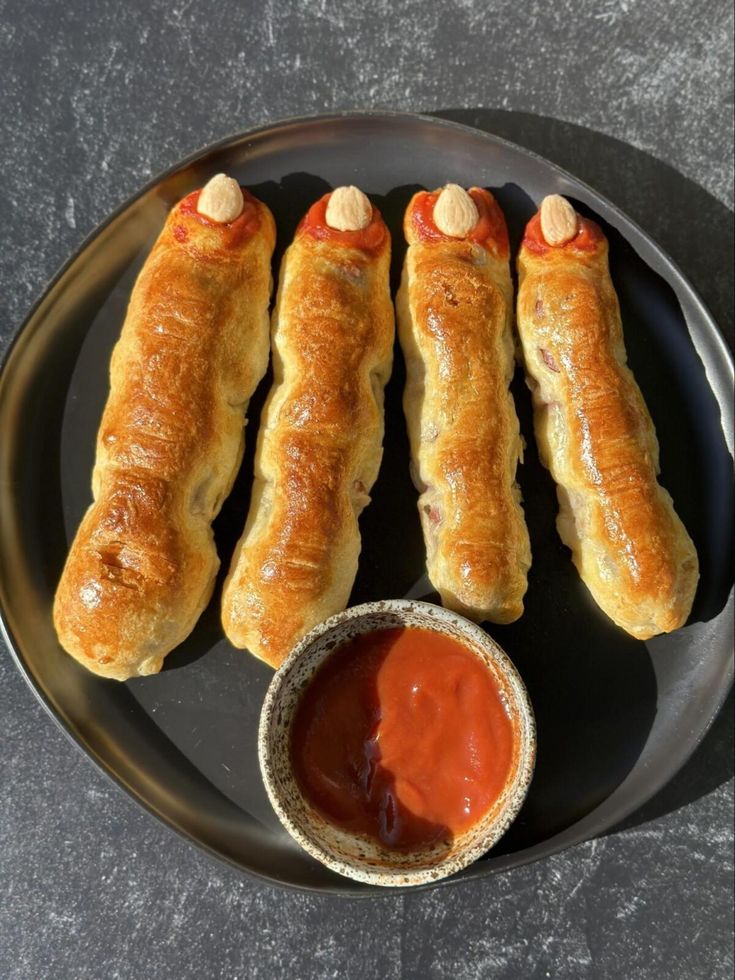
[1,109,732,898]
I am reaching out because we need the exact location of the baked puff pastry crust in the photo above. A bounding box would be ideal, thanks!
[396,185,531,624]
[516,196,699,639]
[221,188,394,668]
[53,177,275,680]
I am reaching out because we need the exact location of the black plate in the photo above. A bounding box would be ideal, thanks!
[0,112,732,896]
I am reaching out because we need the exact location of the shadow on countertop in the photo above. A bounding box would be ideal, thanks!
[435,107,734,836]
[608,691,734,835]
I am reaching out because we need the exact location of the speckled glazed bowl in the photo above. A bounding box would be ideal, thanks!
[258,599,536,887]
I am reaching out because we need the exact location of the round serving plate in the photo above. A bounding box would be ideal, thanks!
[0,111,732,896]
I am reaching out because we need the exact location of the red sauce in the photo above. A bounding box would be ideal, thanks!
[290,626,516,851]
[174,187,261,248]
[522,210,605,255]
[297,192,388,253]
[410,187,509,257]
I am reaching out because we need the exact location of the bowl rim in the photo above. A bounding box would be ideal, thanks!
[257,598,537,887]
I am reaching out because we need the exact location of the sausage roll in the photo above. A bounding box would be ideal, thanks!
[53,175,276,680]
[396,184,531,623]
[222,186,394,668]
[516,194,699,639]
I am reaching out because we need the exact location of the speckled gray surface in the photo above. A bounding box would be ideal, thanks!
[0,1,733,978]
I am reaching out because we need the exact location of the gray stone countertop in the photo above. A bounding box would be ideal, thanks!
[0,1,732,978]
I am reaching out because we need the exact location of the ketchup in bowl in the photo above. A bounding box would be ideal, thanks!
[290,626,516,851]
[259,600,535,886]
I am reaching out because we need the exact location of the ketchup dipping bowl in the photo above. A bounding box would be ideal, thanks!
[258,600,535,887]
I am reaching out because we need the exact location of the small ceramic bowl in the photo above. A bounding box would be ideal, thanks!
[258,599,536,888]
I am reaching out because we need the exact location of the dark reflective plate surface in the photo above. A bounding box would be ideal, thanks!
[0,112,732,895]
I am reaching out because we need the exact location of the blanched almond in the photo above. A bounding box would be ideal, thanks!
[539,194,578,246]
[325,186,372,231]
[433,184,479,238]
[197,174,244,223]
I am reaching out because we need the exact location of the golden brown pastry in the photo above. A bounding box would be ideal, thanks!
[53,175,276,680]
[222,186,394,668]
[516,194,699,639]
[396,184,531,623]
